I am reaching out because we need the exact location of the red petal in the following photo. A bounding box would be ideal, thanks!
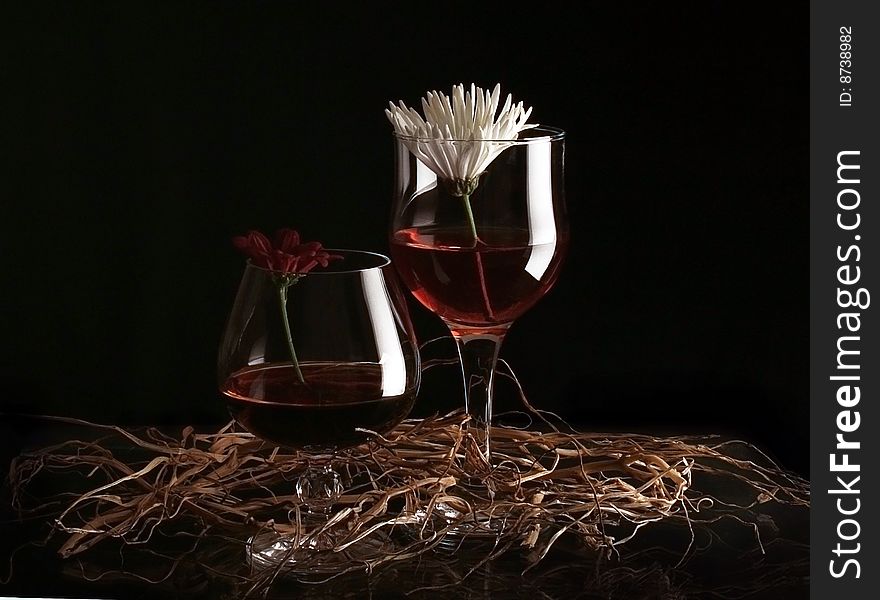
[247,231,273,255]
[233,231,271,256]
[275,229,301,253]
[233,229,340,272]
[299,259,319,273]
[233,231,271,263]
[272,250,304,274]
[319,252,344,267]
[292,242,321,258]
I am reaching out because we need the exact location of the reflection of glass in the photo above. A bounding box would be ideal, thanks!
[390,126,568,462]
[217,250,419,569]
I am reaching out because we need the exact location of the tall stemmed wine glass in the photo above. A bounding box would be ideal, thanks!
[389,120,567,464]
[218,245,420,570]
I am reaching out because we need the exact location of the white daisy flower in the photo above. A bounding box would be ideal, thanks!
[385,83,535,196]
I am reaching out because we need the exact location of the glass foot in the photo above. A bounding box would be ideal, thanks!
[247,527,390,575]
[410,502,504,554]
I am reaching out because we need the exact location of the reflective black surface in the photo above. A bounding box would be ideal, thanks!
[1,417,808,599]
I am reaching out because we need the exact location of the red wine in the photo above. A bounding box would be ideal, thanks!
[222,363,415,449]
[391,226,568,328]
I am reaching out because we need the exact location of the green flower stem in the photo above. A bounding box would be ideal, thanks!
[461,192,479,243]
[459,192,495,320]
[277,280,305,384]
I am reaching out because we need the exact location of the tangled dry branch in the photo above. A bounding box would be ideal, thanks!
[7,402,808,596]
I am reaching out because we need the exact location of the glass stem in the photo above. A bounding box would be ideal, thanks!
[295,455,342,516]
[450,326,509,463]
[277,283,305,384]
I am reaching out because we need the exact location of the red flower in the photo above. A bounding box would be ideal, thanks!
[233,228,342,274]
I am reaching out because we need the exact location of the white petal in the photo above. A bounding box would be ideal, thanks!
[385,83,537,182]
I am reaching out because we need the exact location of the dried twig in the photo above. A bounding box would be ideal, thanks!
[6,343,809,595]
[8,409,807,590]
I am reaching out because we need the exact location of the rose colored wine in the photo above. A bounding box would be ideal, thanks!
[391,226,568,327]
[222,362,414,449]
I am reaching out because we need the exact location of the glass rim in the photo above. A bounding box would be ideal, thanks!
[393,124,565,144]
[246,249,391,275]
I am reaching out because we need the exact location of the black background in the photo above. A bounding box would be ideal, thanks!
[2,3,808,474]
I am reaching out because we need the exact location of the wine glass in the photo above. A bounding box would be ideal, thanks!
[389,126,567,464]
[218,250,420,570]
